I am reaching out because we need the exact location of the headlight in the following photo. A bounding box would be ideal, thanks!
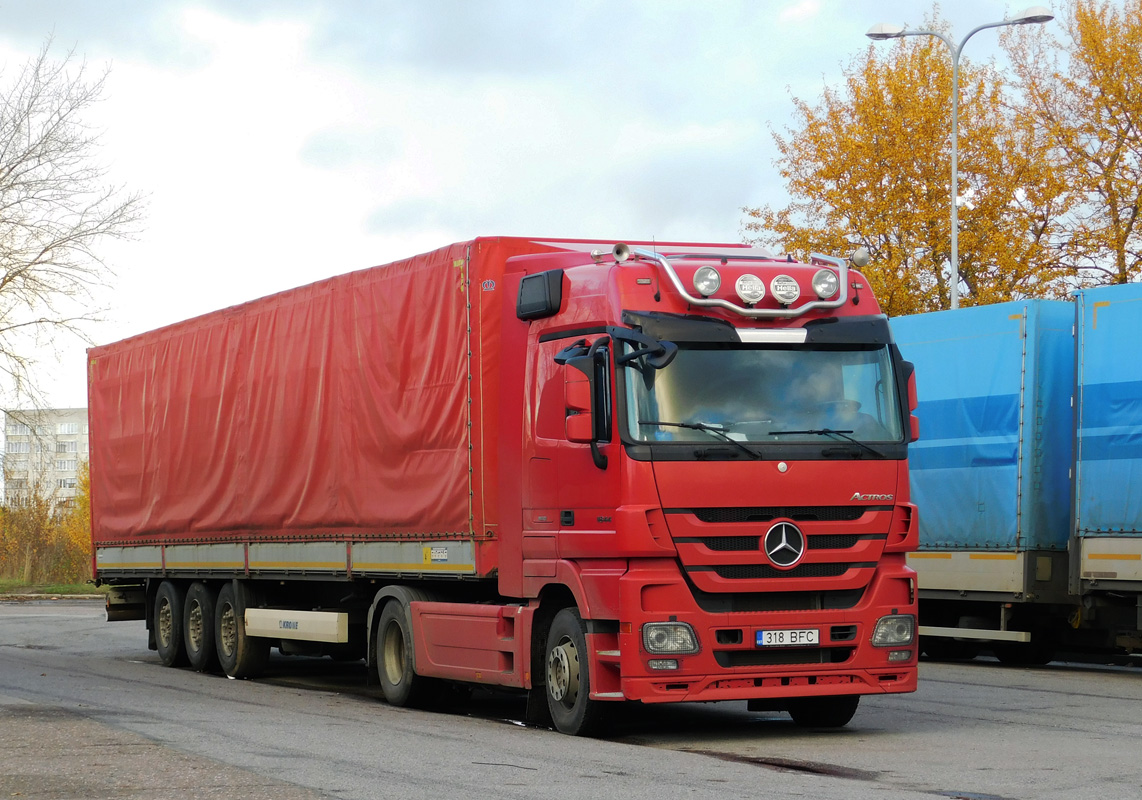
[735,273,765,304]
[770,274,801,305]
[693,266,721,296]
[642,622,700,655]
[871,614,916,647]
[812,268,839,298]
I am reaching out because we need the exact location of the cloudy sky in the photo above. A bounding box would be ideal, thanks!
[0,0,1045,407]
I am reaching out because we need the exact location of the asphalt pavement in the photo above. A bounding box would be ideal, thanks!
[0,697,333,800]
[1,595,332,800]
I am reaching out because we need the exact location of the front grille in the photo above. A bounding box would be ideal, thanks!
[703,536,760,551]
[687,506,867,523]
[809,534,865,549]
[714,647,854,667]
[704,563,858,580]
[692,587,866,613]
[692,533,870,552]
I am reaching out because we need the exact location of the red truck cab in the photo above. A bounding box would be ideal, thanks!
[496,242,918,733]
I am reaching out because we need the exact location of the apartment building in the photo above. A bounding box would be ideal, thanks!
[3,408,89,507]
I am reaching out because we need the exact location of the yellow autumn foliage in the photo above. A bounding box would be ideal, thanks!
[1006,0,1142,284]
[0,462,92,584]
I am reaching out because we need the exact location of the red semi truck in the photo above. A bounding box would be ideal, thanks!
[89,236,920,735]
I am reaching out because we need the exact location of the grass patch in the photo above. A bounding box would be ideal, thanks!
[0,579,106,596]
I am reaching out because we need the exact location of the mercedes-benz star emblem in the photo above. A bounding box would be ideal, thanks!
[764,522,806,569]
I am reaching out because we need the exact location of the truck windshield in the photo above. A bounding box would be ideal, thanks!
[624,343,904,445]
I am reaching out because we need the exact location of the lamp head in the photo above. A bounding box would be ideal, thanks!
[1009,5,1054,24]
[866,22,906,40]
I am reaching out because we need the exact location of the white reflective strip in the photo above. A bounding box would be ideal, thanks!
[738,329,808,344]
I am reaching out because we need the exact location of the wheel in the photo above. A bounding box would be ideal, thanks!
[787,695,860,728]
[376,600,433,708]
[545,608,605,736]
[154,581,188,667]
[183,582,218,672]
[214,582,270,679]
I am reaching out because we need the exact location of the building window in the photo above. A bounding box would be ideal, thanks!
[57,477,77,489]
[56,441,78,453]
[36,425,51,435]
[5,423,30,435]
[56,459,78,471]
[6,441,30,454]
[57,422,80,435]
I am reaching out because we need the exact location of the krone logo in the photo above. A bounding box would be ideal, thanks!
[764,522,806,569]
[851,491,894,501]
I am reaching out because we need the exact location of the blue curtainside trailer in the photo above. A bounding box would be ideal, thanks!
[1073,285,1142,596]
[891,292,1141,663]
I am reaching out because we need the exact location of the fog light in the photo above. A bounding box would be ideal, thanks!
[648,659,679,670]
[642,622,700,654]
[888,650,913,663]
[693,266,721,296]
[871,614,916,647]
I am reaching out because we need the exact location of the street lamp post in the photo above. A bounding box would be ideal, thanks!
[866,7,1053,309]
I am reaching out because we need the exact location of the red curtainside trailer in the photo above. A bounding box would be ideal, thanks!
[90,236,920,735]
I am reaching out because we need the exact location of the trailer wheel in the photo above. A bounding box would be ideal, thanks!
[376,600,432,708]
[154,581,188,667]
[183,582,218,672]
[215,583,269,679]
[787,695,860,728]
[545,608,605,736]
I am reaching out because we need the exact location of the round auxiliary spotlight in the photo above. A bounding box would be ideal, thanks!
[693,266,722,297]
[770,274,800,305]
[735,274,765,304]
[812,268,839,299]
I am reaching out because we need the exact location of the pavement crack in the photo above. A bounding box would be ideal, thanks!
[683,749,881,781]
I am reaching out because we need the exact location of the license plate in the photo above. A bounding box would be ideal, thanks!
[756,628,819,647]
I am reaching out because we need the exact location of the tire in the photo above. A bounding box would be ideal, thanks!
[214,582,270,679]
[183,582,218,672]
[545,608,605,736]
[787,695,860,728]
[154,581,188,667]
[376,600,433,708]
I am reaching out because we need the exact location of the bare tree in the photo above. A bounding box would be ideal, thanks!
[0,40,143,402]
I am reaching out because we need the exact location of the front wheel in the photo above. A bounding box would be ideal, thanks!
[545,608,605,736]
[787,695,860,728]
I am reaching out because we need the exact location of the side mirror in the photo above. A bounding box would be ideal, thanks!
[902,360,920,442]
[565,366,593,444]
[561,350,609,469]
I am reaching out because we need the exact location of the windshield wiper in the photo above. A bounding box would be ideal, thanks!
[639,420,761,460]
[766,428,885,459]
